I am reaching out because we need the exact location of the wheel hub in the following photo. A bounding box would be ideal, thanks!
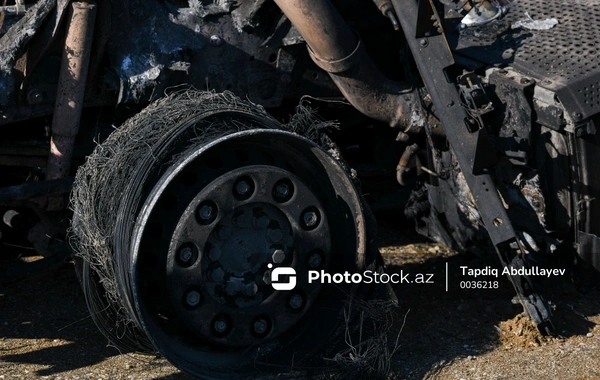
[130,127,367,375]
[207,203,293,281]
[163,165,330,346]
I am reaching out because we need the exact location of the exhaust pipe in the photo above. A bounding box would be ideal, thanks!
[273,0,423,129]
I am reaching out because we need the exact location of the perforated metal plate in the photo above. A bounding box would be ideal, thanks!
[447,0,600,119]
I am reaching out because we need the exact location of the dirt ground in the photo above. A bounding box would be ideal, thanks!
[1,217,599,379]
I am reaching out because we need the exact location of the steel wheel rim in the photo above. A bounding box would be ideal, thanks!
[130,129,367,376]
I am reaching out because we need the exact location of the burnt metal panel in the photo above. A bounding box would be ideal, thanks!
[447,0,600,120]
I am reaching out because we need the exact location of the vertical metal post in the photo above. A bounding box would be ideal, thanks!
[46,2,96,180]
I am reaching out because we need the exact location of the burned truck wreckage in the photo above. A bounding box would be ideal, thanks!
[1,0,600,377]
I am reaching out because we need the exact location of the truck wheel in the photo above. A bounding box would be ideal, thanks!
[71,91,385,378]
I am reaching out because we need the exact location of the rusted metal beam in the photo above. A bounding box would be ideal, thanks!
[46,2,96,180]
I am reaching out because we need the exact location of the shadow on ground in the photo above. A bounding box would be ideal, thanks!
[0,216,599,379]
[0,263,190,378]
[377,217,600,379]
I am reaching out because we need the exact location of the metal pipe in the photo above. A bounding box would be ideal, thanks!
[372,0,400,30]
[273,0,423,129]
[396,143,419,186]
[46,2,96,180]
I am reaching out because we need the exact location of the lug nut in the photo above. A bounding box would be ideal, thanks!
[211,267,225,282]
[226,280,240,296]
[273,181,292,202]
[289,294,303,310]
[253,318,268,335]
[185,290,201,307]
[235,180,251,196]
[208,246,222,261]
[308,252,322,268]
[266,228,283,243]
[179,247,193,263]
[213,318,229,334]
[253,215,270,229]
[244,282,258,297]
[197,201,217,224]
[301,209,320,229]
[262,270,272,285]
[198,204,213,220]
[271,249,286,264]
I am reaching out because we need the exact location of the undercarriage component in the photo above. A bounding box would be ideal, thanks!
[0,205,70,283]
[273,0,424,130]
[3,0,600,376]
[391,0,553,332]
[371,0,401,30]
[396,143,420,186]
[71,91,385,378]
[46,2,96,180]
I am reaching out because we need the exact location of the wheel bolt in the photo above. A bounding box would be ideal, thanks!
[226,281,240,296]
[301,209,319,229]
[197,202,216,223]
[244,282,258,297]
[289,294,303,310]
[213,318,228,333]
[235,180,251,196]
[271,249,285,264]
[308,252,322,268]
[211,267,225,282]
[253,318,268,335]
[263,270,272,285]
[253,215,270,229]
[266,228,283,243]
[208,246,222,261]
[274,182,290,199]
[273,179,294,202]
[185,290,201,307]
[179,247,193,263]
[275,183,289,196]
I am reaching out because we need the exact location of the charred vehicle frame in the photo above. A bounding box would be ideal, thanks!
[1,0,599,378]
